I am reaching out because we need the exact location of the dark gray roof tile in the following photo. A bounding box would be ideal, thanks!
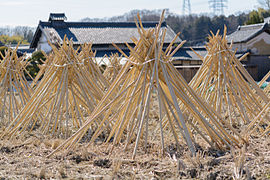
[227,23,269,43]
[31,21,181,48]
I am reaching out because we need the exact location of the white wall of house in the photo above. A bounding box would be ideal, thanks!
[232,32,270,55]
[247,32,270,55]
[37,32,52,53]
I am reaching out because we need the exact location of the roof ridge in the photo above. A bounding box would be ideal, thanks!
[39,21,167,28]
[31,20,180,49]
[239,22,266,29]
[40,21,164,24]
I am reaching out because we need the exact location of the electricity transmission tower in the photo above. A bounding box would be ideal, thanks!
[208,0,228,15]
[182,0,191,15]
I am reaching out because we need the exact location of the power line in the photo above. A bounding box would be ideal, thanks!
[208,0,228,15]
[182,0,191,15]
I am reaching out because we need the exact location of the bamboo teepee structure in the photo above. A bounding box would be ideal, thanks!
[0,46,33,125]
[48,11,245,159]
[189,29,269,126]
[3,38,108,138]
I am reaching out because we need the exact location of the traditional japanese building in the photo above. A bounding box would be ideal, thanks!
[227,18,270,80]
[30,13,181,53]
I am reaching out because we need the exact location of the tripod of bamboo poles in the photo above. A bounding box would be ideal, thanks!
[189,29,269,127]
[0,46,33,125]
[103,53,122,83]
[48,11,245,159]
[3,37,109,138]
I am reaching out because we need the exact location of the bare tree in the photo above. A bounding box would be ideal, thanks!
[258,0,270,9]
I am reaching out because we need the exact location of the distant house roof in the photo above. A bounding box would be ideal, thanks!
[173,47,207,61]
[17,48,35,55]
[9,44,35,57]
[227,23,270,43]
[30,13,181,48]
[93,46,247,62]
[172,47,247,61]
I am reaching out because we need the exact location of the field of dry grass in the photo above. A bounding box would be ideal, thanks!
[0,129,269,179]
[0,93,269,179]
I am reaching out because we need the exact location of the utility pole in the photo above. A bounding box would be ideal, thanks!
[182,0,191,15]
[208,0,228,15]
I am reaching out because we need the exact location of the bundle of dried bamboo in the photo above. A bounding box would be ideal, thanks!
[48,11,245,159]
[103,53,122,83]
[0,46,33,125]
[3,38,108,138]
[189,29,269,126]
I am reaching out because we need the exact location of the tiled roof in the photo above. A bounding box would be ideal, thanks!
[93,47,247,60]
[30,20,181,48]
[227,23,269,43]
[173,47,207,61]
[17,48,35,54]
[172,47,247,61]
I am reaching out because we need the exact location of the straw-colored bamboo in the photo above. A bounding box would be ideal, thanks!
[0,46,33,125]
[103,53,122,83]
[189,29,269,126]
[48,11,245,159]
[245,71,270,136]
[30,52,53,89]
[244,101,270,136]
[79,43,110,88]
[3,38,109,138]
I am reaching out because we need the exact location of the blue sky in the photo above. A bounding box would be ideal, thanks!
[0,0,260,27]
